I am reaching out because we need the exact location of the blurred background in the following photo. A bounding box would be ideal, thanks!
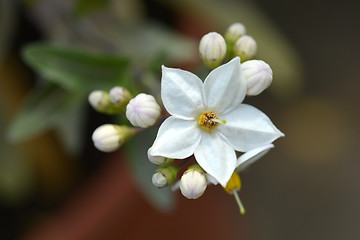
[0,0,360,239]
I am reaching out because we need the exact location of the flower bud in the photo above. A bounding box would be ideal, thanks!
[126,93,161,128]
[147,148,174,165]
[241,60,273,96]
[152,166,179,188]
[233,35,257,62]
[199,32,227,69]
[180,164,207,199]
[89,89,128,114]
[88,90,112,113]
[92,124,136,152]
[225,23,246,43]
[109,86,132,107]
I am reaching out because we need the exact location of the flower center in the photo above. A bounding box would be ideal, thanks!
[198,111,226,130]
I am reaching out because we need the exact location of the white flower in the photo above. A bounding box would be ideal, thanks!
[148,57,283,187]
[126,93,161,128]
[206,144,274,186]
[236,144,274,171]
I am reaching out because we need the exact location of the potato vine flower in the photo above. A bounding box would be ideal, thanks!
[206,144,275,186]
[148,57,283,187]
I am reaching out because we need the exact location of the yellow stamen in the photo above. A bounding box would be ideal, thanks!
[198,111,225,130]
[223,171,241,193]
[223,172,246,214]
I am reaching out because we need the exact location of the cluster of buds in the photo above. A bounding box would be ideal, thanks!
[199,22,272,96]
[89,22,282,215]
[149,146,273,209]
[90,86,161,152]
[151,160,208,200]
[148,147,209,199]
[88,86,132,114]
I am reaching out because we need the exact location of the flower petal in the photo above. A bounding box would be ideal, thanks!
[219,104,284,152]
[149,116,201,159]
[205,173,219,185]
[236,144,273,170]
[202,57,246,115]
[161,66,205,120]
[194,132,236,187]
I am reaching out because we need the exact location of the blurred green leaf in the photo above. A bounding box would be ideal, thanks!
[7,83,83,143]
[0,150,35,205]
[74,0,111,17]
[0,0,16,66]
[105,22,198,64]
[124,128,174,211]
[22,44,130,93]
[0,112,34,205]
[56,101,87,155]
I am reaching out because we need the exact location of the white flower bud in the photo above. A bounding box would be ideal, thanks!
[152,166,178,188]
[225,23,246,43]
[199,32,227,69]
[180,165,207,199]
[109,86,132,106]
[241,60,273,96]
[92,124,135,152]
[234,35,257,62]
[147,148,173,165]
[126,93,161,128]
[88,90,112,112]
[152,172,167,188]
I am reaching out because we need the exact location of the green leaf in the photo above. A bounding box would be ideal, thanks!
[124,128,175,211]
[91,21,198,64]
[0,0,16,66]
[7,83,84,143]
[55,101,87,155]
[0,113,35,204]
[73,0,111,17]
[22,44,130,93]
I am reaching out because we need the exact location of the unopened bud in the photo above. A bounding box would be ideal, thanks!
[152,166,179,188]
[109,86,132,107]
[92,124,136,152]
[88,90,112,113]
[225,23,246,43]
[234,35,257,62]
[241,60,273,96]
[147,148,174,165]
[180,164,207,199]
[126,93,161,128]
[89,89,129,114]
[199,32,227,69]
